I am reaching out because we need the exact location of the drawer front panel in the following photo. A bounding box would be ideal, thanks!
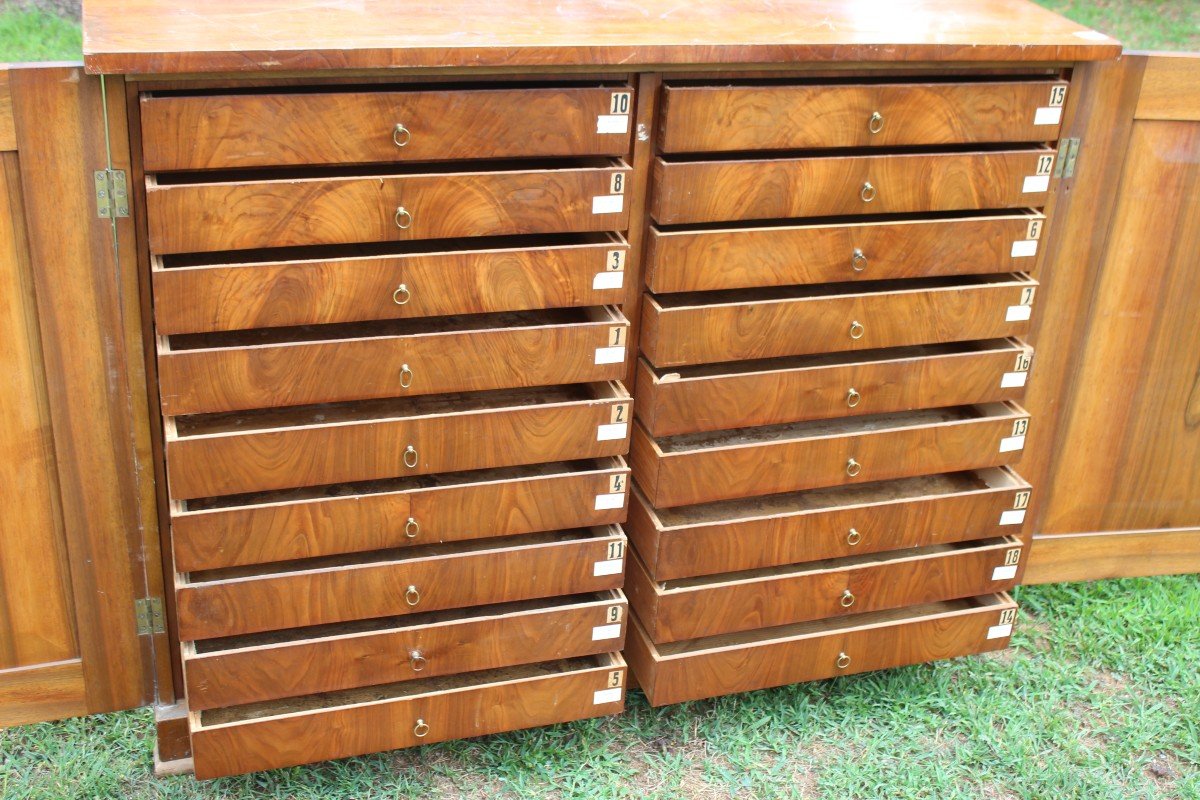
[641,277,1037,368]
[626,598,1015,706]
[652,150,1053,225]
[142,87,634,171]
[176,528,627,639]
[152,239,631,335]
[184,594,629,710]
[166,387,631,499]
[631,538,1024,642]
[159,311,630,415]
[627,470,1032,581]
[190,655,627,779]
[634,405,1030,508]
[645,213,1045,293]
[659,80,1068,153]
[635,341,1034,436]
[147,164,631,254]
[173,459,630,572]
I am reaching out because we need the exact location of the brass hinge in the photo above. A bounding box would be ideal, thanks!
[1054,138,1080,179]
[135,597,166,636]
[94,168,130,219]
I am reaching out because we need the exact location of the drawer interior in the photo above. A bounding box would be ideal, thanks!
[656,142,1054,166]
[650,207,1045,235]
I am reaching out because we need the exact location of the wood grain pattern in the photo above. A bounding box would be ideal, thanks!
[0,660,87,728]
[184,593,627,710]
[0,72,14,151]
[626,595,1014,706]
[172,458,629,572]
[1025,529,1200,584]
[81,0,1120,75]
[632,403,1029,508]
[146,162,631,254]
[639,275,1037,368]
[152,237,629,335]
[1135,55,1200,122]
[645,212,1045,293]
[166,383,631,499]
[628,537,1022,642]
[158,307,629,414]
[189,654,626,779]
[176,527,626,639]
[635,340,1033,436]
[651,149,1055,225]
[141,86,633,170]
[626,468,1031,581]
[660,79,1068,152]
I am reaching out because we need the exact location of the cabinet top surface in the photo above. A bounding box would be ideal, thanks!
[82,0,1120,76]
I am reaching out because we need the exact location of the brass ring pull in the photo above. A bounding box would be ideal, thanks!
[868,111,884,134]
[836,652,852,670]
[413,718,429,738]
[393,123,411,147]
[405,585,420,606]
[846,458,862,478]
[394,206,413,230]
[403,445,418,469]
[400,364,414,389]
[409,650,427,672]
[849,320,865,340]
[851,248,868,272]
[405,517,420,539]
[846,388,861,408]
[841,589,856,608]
[860,182,877,203]
[392,283,411,305]
[847,527,862,546]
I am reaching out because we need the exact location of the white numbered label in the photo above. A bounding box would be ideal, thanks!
[1013,490,1031,510]
[1035,154,1055,176]
[1027,219,1044,240]
[1049,85,1068,107]
[610,92,632,115]
[606,249,627,271]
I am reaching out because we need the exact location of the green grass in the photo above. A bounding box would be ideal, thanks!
[1,575,1196,799]
[0,9,80,63]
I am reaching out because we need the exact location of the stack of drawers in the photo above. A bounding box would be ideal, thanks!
[625,76,1066,704]
[139,82,641,778]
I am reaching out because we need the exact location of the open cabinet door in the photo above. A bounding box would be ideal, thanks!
[1024,53,1200,583]
[0,64,164,724]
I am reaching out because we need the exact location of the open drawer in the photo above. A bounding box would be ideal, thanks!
[625,594,1017,706]
[189,652,628,779]
[626,536,1024,642]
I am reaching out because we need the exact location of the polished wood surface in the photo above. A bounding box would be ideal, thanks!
[184,593,627,710]
[626,469,1031,581]
[82,0,1119,75]
[633,403,1029,508]
[141,86,633,170]
[189,653,626,779]
[640,276,1037,368]
[158,307,629,414]
[635,341,1033,436]
[176,527,626,639]
[626,595,1015,706]
[1025,529,1200,584]
[0,660,87,728]
[1135,54,1200,122]
[147,162,631,254]
[645,213,1045,293]
[660,80,1067,152]
[0,72,14,151]
[152,237,629,335]
[172,459,629,572]
[629,538,1022,642]
[651,149,1054,225]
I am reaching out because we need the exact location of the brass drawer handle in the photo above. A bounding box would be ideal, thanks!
[836,652,851,670]
[393,123,411,147]
[392,283,411,305]
[849,320,865,340]
[409,649,427,672]
[400,363,414,388]
[394,206,413,230]
[846,458,862,478]
[847,527,861,546]
[413,718,429,738]
[403,445,418,469]
[860,182,877,203]
[405,517,420,539]
[840,589,856,608]
[851,248,868,272]
[405,585,421,606]
[868,111,884,134]
[846,388,861,408]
